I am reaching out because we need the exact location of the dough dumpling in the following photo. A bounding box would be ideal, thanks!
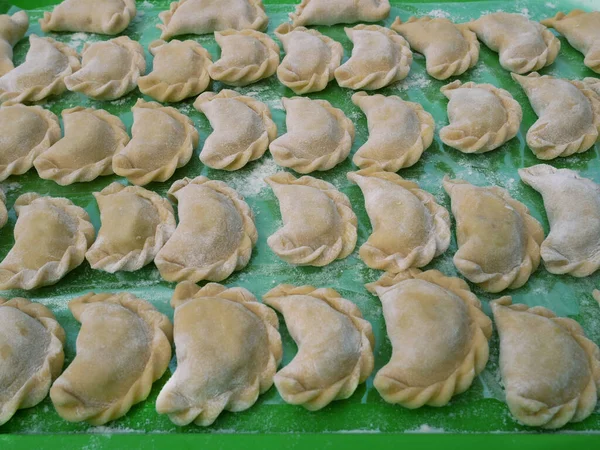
[290,0,390,27]
[0,11,28,76]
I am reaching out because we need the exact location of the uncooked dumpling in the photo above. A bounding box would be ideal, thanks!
[156,282,281,426]
[50,292,172,425]
[269,97,354,173]
[34,107,129,185]
[335,25,412,90]
[0,11,28,76]
[492,297,600,429]
[440,80,522,153]
[290,0,390,26]
[366,269,492,408]
[443,177,544,293]
[0,193,95,290]
[348,170,450,272]
[351,91,434,171]
[86,182,176,273]
[512,72,600,160]
[193,90,277,170]
[266,172,357,266]
[263,284,374,410]
[155,176,257,283]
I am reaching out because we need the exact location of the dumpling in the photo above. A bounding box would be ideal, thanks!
[467,12,560,73]
[63,36,145,101]
[492,297,600,429]
[0,190,6,229]
[40,0,136,35]
[208,29,278,87]
[348,170,450,272]
[0,193,95,290]
[275,23,343,94]
[50,292,172,425]
[290,0,390,26]
[0,105,60,181]
[512,72,600,160]
[585,76,600,96]
[0,35,79,105]
[263,284,374,410]
[138,40,211,103]
[0,11,28,76]
[193,89,277,170]
[156,282,281,426]
[391,16,479,80]
[269,97,354,173]
[443,177,544,293]
[351,91,434,171]
[113,99,199,186]
[365,269,492,408]
[157,0,268,40]
[155,176,257,283]
[265,172,357,266]
[86,182,176,273]
[542,10,600,74]
[334,25,412,90]
[34,107,129,185]
[440,80,522,153]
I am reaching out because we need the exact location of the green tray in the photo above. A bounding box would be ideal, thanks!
[0,0,599,448]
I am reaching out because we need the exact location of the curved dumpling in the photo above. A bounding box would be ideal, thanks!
[0,105,60,181]
[156,282,281,426]
[366,269,492,408]
[193,89,276,170]
[0,193,95,290]
[335,25,412,90]
[440,80,522,153]
[155,176,257,283]
[443,177,544,293]
[40,0,136,34]
[290,0,390,27]
[50,292,172,425]
[138,40,211,103]
[266,172,357,266]
[34,107,129,185]
[263,284,374,410]
[157,0,268,40]
[269,97,354,173]
[391,16,478,80]
[492,297,600,429]
[351,91,434,171]
[348,170,450,272]
[86,182,176,273]
[0,35,80,105]
[0,11,28,76]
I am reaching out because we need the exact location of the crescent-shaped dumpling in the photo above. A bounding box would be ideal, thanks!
[290,0,390,27]
[0,11,28,76]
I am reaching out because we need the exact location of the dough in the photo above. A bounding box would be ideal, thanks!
[0,191,6,229]
[0,11,28,76]
[584,76,600,96]
[290,0,390,26]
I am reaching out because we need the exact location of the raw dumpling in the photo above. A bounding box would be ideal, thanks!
[512,72,600,160]
[263,285,374,410]
[113,99,199,186]
[275,23,343,94]
[348,170,450,272]
[492,297,600,429]
[0,193,95,290]
[155,176,257,282]
[290,0,390,26]
[0,191,6,229]
[0,105,60,181]
[156,282,281,426]
[193,90,277,170]
[86,182,176,273]
[40,0,136,35]
[138,39,211,103]
[34,107,129,185]
[50,292,172,425]
[0,11,28,76]
[440,80,522,153]
[208,29,278,87]
[157,0,268,40]
[0,35,79,105]
[266,172,357,266]
[467,12,560,73]
[335,25,412,90]
[443,177,544,293]
[63,36,145,101]
[365,269,492,408]
[269,97,354,173]
[391,16,479,80]
[351,91,434,171]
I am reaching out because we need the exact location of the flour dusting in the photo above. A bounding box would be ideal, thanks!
[396,72,433,91]
[426,9,451,19]
[221,156,280,198]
